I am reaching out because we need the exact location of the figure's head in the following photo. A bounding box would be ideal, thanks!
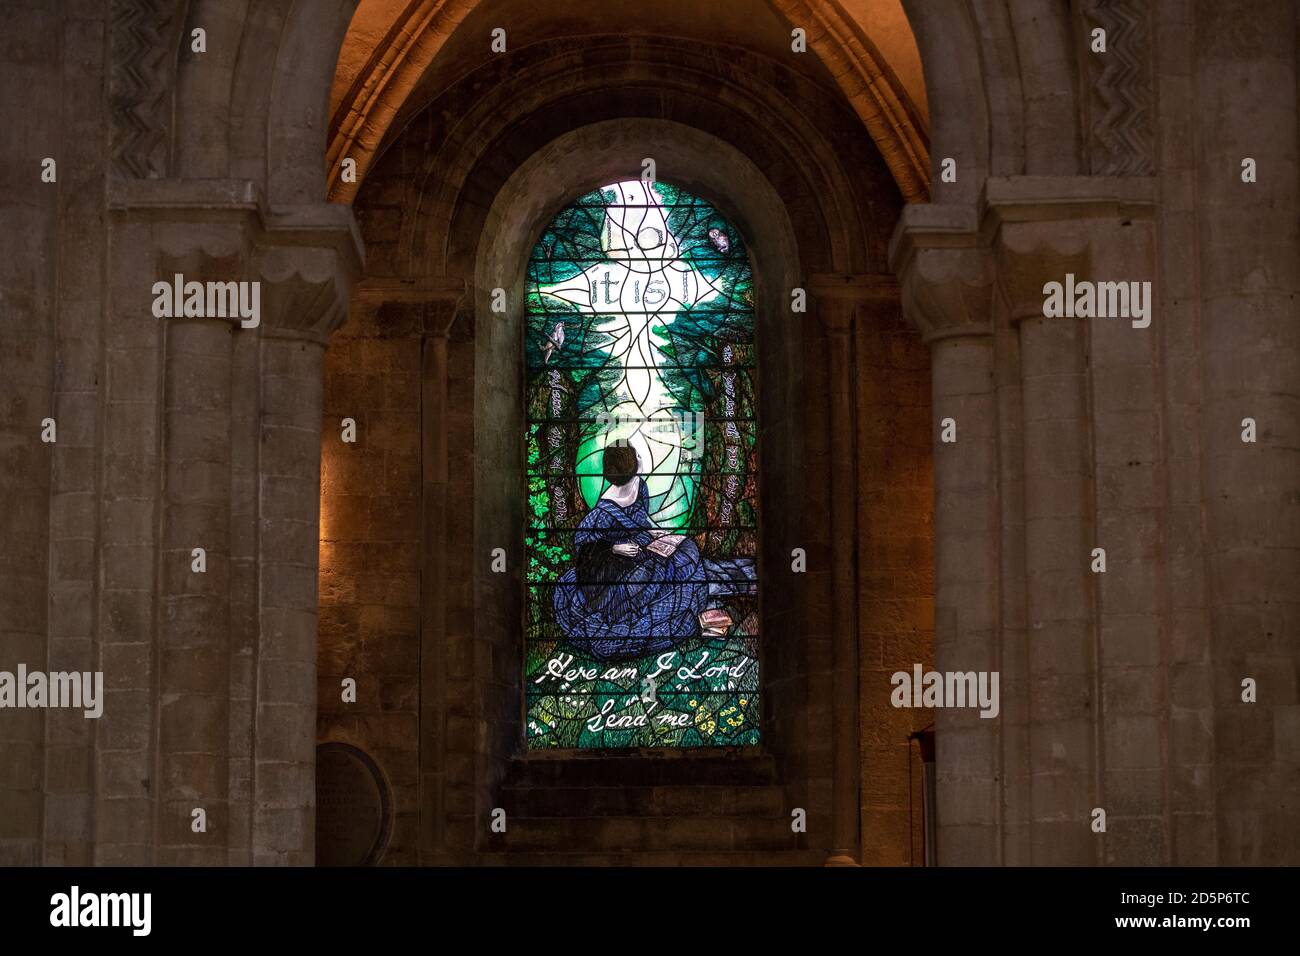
[601,443,639,487]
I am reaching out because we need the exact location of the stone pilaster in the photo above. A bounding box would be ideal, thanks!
[995,219,1096,865]
[251,232,358,865]
[891,205,1001,865]
[89,186,360,866]
[153,234,242,865]
[814,292,861,866]
[990,175,1161,864]
[418,295,463,866]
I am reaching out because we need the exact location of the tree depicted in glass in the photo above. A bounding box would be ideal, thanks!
[525,180,760,749]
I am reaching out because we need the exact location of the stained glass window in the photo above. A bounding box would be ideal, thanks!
[524,180,760,749]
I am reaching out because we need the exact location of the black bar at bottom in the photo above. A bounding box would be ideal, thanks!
[0,865,1277,943]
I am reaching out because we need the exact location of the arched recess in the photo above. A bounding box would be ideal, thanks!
[327,0,931,204]
[325,6,933,864]
[470,118,817,839]
[392,36,883,278]
[325,0,1087,211]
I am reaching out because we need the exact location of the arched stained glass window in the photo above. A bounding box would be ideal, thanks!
[524,180,760,749]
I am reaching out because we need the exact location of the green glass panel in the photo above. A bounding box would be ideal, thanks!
[524,180,758,749]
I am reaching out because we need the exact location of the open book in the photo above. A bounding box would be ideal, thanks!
[699,608,733,637]
[644,533,687,558]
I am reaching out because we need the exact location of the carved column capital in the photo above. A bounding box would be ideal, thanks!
[253,245,349,342]
[985,175,1155,323]
[890,205,995,343]
[994,222,1091,325]
[155,237,249,329]
[254,207,362,343]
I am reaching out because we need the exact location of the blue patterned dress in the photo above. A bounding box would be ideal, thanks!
[552,479,755,661]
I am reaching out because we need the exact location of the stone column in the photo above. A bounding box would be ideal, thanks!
[250,232,357,865]
[417,294,461,865]
[153,239,240,865]
[891,210,1001,864]
[816,294,861,866]
[90,212,168,865]
[997,219,1096,866]
[1151,0,1214,867]
[989,178,1162,864]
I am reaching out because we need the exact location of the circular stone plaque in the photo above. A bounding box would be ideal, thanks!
[315,742,391,867]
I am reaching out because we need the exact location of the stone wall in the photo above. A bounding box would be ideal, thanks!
[890,0,1300,865]
[316,33,926,858]
[855,301,934,865]
[0,0,69,867]
[1,0,1296,868]
[318,301,424,864]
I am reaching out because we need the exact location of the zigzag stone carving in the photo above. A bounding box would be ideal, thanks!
[110,0,187,179]
[1079,0,1155,176]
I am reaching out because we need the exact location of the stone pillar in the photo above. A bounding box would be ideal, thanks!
[227,295,261,865]
[91,213,167,865]
[997,222,1097,865]
[1075,213,1165,866]
[416,294,461,865]
[816,294,861,866]
[88,198,358,866]
[1152,0,1215,867]
[990,178,1166,864]
[252,238,355,865]
[154,240,239,865]
[894,181,1171,865]
[891,210,1001,865]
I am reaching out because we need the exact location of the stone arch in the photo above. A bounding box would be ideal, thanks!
[266,0,364,204]
[326,0,1090,211]
[393,36,885,278]
[470,117,814,837]
[899,0,996,203]
[163,0,359,204]
[14,0,1288,873]
[108,0,1090,867]
[766,0,931,201]
[157,0,1095,212]
[327,0,932,204]
[894,0,1085,201]
[330,7,932,865]
[101,0,998,867]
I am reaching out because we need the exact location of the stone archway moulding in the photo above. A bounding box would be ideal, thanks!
[326,0,933,204]
[468,117,866,860]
